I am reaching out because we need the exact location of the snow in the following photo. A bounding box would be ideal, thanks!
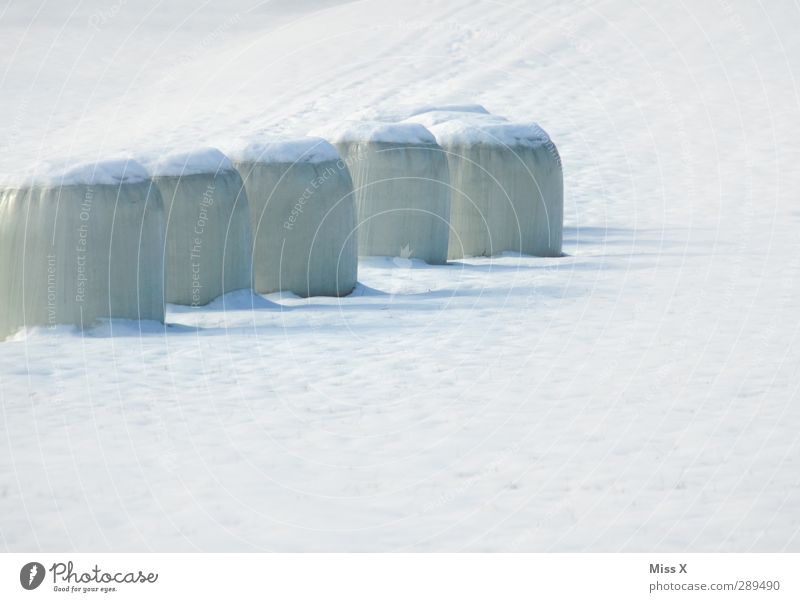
[403,109,507,128]
[1,158,151,187]
[349,103,490,123]
[1,0,800,552]
[310,121,437,145]
[427,120,552,148]
[406,104,489,117]
[401,110,552,149]
[225,136,340,164]
[141,147,233,177]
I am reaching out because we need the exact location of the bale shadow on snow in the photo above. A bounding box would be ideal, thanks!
[72,237,631,338]
[167,288,278,315]
[562,225,689,248]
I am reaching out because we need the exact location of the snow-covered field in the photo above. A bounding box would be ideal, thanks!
[1,0,799,551]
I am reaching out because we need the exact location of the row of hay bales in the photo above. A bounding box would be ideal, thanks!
[0,108,563,338]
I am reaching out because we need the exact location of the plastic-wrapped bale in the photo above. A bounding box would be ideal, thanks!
[144,148,251,306]
[311,121,450,264]
[229,138,357,297]
[406,113,563,259]
[0,159,165,339]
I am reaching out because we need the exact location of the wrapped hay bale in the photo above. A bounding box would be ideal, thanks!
[0,159,165,338]
[144,148,251,306]
[311,121,450,264]
[406,112,563,259]
[229,138,357,297]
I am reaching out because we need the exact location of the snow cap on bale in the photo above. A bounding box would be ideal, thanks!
[347,103,491,124]
[427,120,552,147]
[312,120,438,145]
[226,137,340,165]
[1,156,151,187]
[0,157,165,338]
[227,136,357,297]
[142,147,252,306]
[310,120,451,265]
[404,111,563,259]
[403,108,507,128]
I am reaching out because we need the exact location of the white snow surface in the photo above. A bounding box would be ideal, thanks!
[225,136,340,164]
[311,120,437,145]
[2,0,800,552]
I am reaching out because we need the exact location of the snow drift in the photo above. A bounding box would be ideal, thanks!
[406,112,563,259]
[312,121,451,264]
[0,159,165,338]
[145,148,252,306]
[229,137,357,297]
